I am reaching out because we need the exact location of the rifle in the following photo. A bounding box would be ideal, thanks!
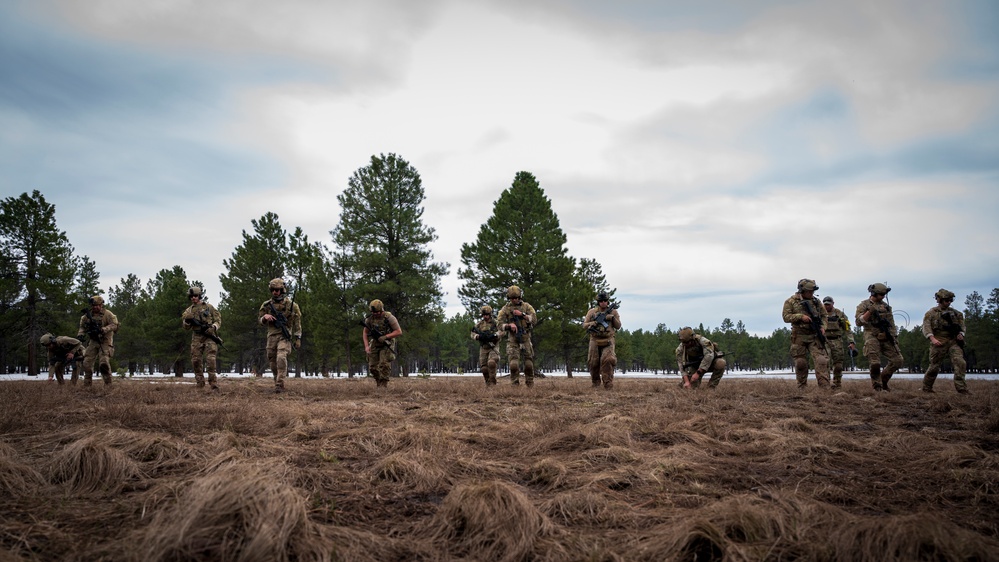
[363,319,394,347]
[184,317,227,349]
[800,299,827,346]
[587,303,620,333]
[869,308,897,346]
[269,301,293,341]
[472,328,499,344]
[941,310,965,349]
[510,314,526,343]
[82,308,102,341]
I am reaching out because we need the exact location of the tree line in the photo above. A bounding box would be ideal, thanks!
[3,154,999,377]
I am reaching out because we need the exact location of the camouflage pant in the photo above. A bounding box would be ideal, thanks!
[51,357,81,385]
[923,339,967,392]
[680,358,727,389]
[266,333,292,389]
[478,345,499,385]
[505,337,535,386]
[82,340,114,385]
[587,338,617,388]
[862,332,903,385]
[368,345,396,386]
[790,335,829,388]
[191,334,218,388]
[826,337,846,385]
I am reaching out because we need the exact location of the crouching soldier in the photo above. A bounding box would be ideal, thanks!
[471,305,500,386]
[40,333,84,385]
[676,327,726,389]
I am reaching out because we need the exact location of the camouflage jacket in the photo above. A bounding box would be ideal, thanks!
[583,306,622,342]
[497,301,537,343]
[182,301,222,336]
[922,306,965,341]
[47,336,84,364]
[77,309,119,345]
[258,297,302,339]
[365,312,401,350]
[855,298,897,337]
[471,318,500,348]
[823,307,855,343]
[675,334,720,373]
[782,294,827,340]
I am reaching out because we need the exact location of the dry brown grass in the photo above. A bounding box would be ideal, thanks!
[0,376,997,561]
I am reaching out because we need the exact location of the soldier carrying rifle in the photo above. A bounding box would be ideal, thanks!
[182,286,222,392]
[856,282,903,392]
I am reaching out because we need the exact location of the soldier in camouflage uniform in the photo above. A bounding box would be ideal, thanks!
[497,285,538,386]
[77,295,119,386]
[182,286,222,392]
[781,279,830,388]
[40,333,84,385]
[258,278,302,393]
[582,292,622,389]
[822,296,857,389]
[855,282,903,392]
[675,327,726,389]
[921,289,968,394]
[470,305,500,386]
[363,299,402,387]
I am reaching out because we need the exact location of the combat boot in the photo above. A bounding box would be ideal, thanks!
[870,365,882,391]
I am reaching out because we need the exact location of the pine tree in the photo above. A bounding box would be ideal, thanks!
[330,153,448,376]
[457,171,590,374]
[109,273,146,375]
[0,191,77,375]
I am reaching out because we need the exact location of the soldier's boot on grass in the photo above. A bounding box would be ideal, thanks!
[99,364,113,386]
[870,365,882,391]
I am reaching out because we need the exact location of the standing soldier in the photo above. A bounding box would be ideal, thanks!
[497,286,538,386]
[40,333,84,385]
[856,282,903,392]
[582,292,622,389]
[77,295,119,386]
[675,327,726,389]
[182,286,222,392]
[822,296,857,389]
[471,305,500,386]
[363,299,402,387]
[921,289,968,394]
[258,278,302,393]
[782,279,830,388]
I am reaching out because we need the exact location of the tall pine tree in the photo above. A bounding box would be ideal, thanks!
[330,153,448,376]
[0,191,77,375]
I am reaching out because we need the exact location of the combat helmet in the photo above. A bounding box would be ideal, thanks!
[188,286,203,298]
[796,279,819,292]
[822,296,834,304]
[678,327,695,343]
[507,285,523,299]
[89,295,104,306]
[480,305,493,316]
[39,333,56,346]
[934,288,956,302]
[596,292,609,303]
[868,282,891,296]
[268,278,286,294]
[369,299,385,312]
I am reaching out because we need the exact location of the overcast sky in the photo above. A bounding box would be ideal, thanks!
[2,0,998,335]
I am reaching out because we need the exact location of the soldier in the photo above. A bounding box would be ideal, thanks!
[675,327,726,389]
[781,279,830,388]
[471,305,500,386]
[258,278,302,393]
[822,296,857,389]
[497,285,538,386]
[582,292,622,389]
[77,295,119,386]
[182,286,222,392]
[363,299,402,387]
[855,282,903,392]
[921,289,968,394]
[39,333,84,385]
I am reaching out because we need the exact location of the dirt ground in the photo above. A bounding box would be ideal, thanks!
[1,376,997,561]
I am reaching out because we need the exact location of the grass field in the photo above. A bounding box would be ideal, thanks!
[2,376,998,561]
